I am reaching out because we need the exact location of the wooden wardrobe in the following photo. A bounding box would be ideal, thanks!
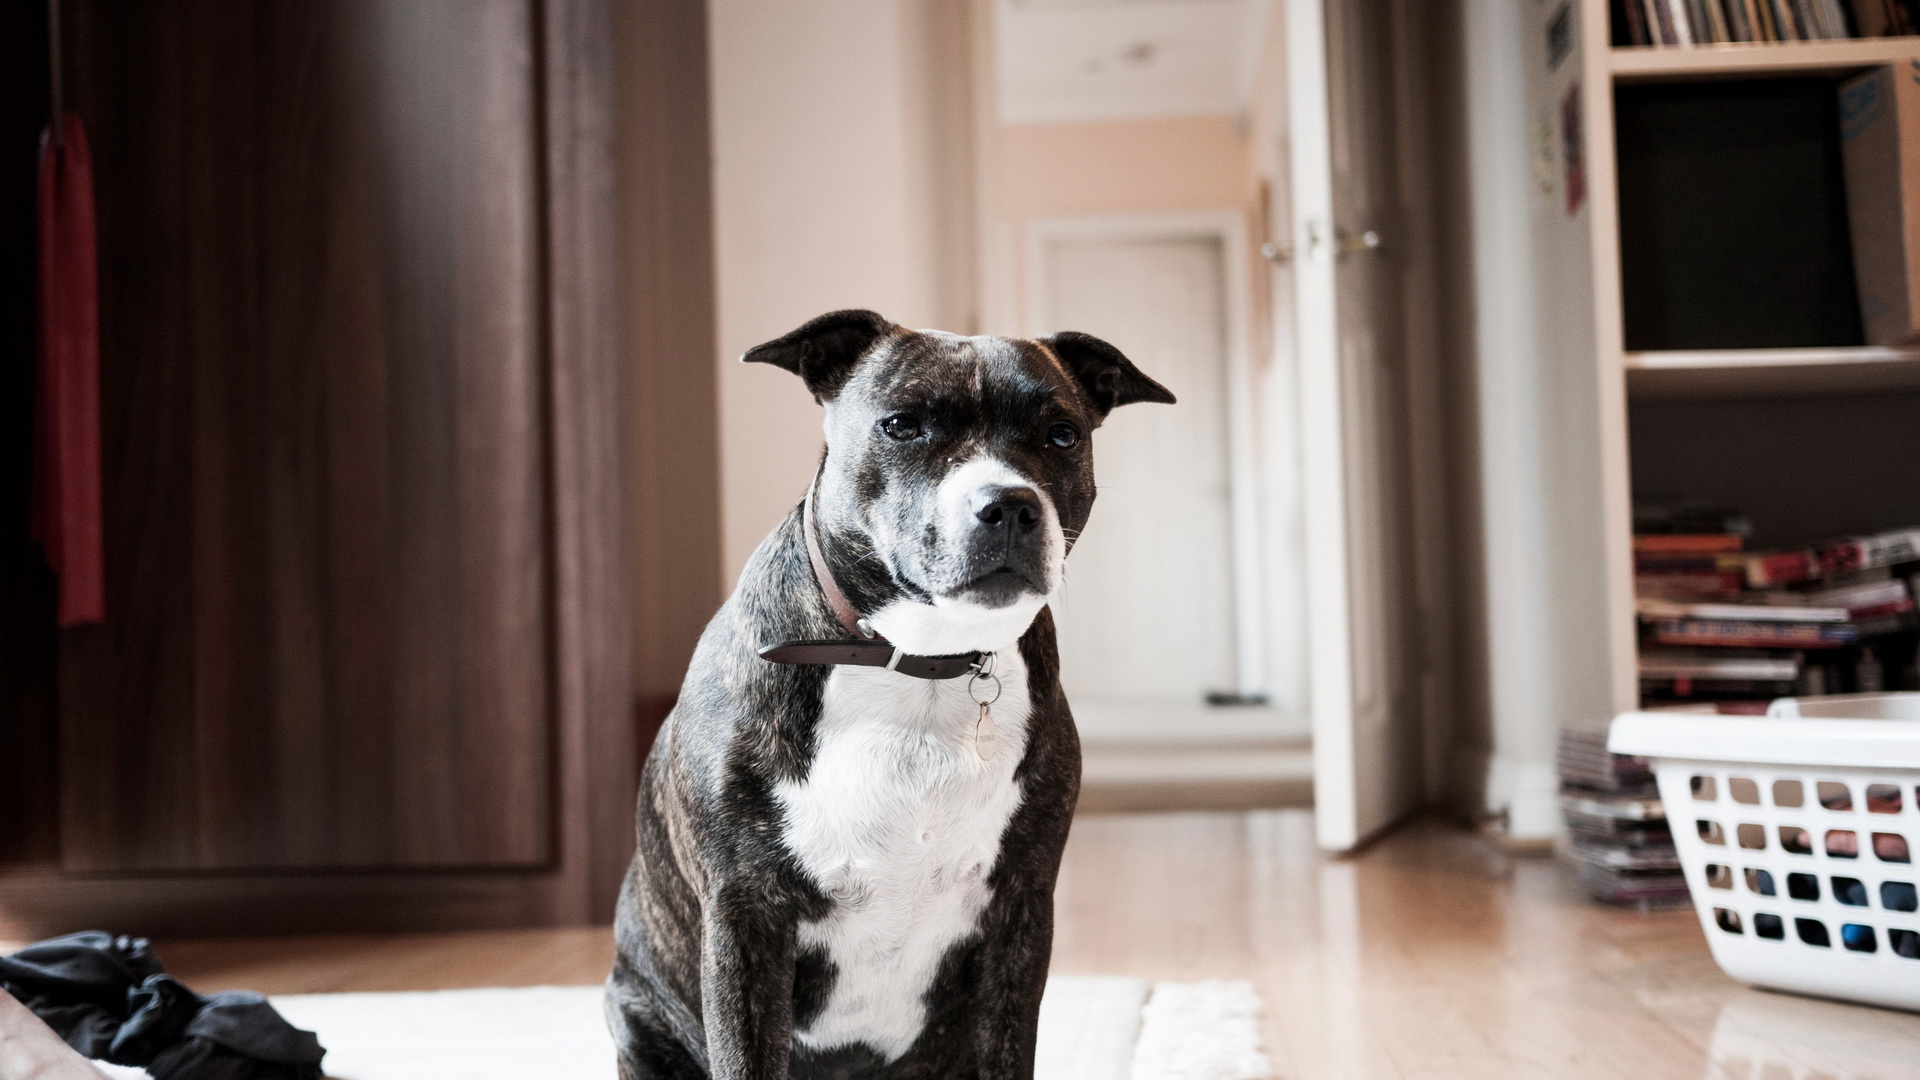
[0,0,641,935]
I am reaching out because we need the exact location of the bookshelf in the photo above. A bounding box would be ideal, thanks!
[1612,36,1920,80]
[1543,4,1920,721]
[1625,346,1920,398]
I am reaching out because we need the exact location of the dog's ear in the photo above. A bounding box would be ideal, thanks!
[1042,331,1177,416]
[742,309,897,402]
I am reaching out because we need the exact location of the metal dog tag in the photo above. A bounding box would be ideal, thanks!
[975,701,997,761]
[968,652,1001,761]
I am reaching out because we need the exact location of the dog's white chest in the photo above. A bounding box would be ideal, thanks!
[773,655,1031,1061]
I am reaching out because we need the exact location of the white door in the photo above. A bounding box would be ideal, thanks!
[1046,235,1236,711]
[1288,0,1426,850]
[1032,220,1275,742]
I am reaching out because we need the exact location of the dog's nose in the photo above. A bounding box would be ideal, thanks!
[971,486,1042,535]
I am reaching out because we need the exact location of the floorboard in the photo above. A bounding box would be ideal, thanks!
[9,811,1917,1078]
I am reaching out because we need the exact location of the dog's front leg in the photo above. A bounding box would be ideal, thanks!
[700,885,796,1080]
[968,880,1056,1080]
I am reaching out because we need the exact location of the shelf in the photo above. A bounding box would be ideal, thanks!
[1611,38,1920,83]
[1625,346,1920,398]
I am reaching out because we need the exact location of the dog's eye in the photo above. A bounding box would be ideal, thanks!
[880,414,921,441]
[1047,422,1080,449]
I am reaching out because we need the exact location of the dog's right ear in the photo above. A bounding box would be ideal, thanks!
[742,309,896,403]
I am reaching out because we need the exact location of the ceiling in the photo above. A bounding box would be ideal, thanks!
[994,0,1269,125]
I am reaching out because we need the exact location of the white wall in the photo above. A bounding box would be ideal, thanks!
[707,0,972,584]
[1461,0,1619,841]
[1463,0,1556,840]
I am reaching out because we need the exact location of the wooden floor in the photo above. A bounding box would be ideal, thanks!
[18,811,1920,1078]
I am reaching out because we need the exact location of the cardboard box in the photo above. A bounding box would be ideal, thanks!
[1839,62,1920,346]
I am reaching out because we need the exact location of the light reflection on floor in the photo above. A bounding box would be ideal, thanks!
[1050,810,1920,1080]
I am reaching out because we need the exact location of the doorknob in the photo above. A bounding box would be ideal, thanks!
[1259,240,1294,264]
[1337,229,1383,255]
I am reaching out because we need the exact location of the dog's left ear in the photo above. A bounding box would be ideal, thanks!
[742,309,897,403]
[1043,331,1177,416]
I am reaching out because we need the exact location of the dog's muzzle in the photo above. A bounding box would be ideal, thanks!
[954,484,1050,608]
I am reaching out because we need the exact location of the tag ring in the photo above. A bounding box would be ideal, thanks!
[967,652,1002,706]
[968,672,1001,706]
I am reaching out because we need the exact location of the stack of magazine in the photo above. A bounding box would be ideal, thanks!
[1559,730,1689,907]
[1635,523,1920,710]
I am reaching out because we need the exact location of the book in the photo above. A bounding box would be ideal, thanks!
[1665,0,1696,42]
[1562,790,1667,821]
[1850,599,1918,620]
[1638,649,1800,680]
[1649,619,1858,648]
[1577,862,1691,906]
[1726,0,1757,38]
[1635,554,1747,583]
[1571,838,1682,870]
[1636,556,1747,578]
[1795,0,1827,34]
[1635,552,1747,573]
[1633,504,1749,536]
[1639,698,1780,714]
[1645,0,1675,42]
[1636,598,1849,623]
[1623,0,1653,43]
[1632,532,1743,554]
[1842,64,1920,343]
[1636,512,1920,715]
[1808,0,1844,33]
[1760,0,1785,36]
[1819,527,1920,575]
[1850,0,1887,34]
[1557,729,1686,907]
[1854,610,1920,637]
[1557,730,1656,791]
[1562,808,1674,843]
[1707,0,1736,38]
[1799,576,1915,618]
[1746,549,1820,588]
[1637,570,1745,598]
[1799,575,1909,607]
[1641,680,1800,704]
[1772,0,1804,36]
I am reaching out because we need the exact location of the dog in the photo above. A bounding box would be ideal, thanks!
[606,309,1175,1080]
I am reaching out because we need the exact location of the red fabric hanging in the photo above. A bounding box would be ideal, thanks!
[31,113,104,626]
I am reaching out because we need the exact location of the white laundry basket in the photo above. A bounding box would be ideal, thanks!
[1610,694,1920,1012]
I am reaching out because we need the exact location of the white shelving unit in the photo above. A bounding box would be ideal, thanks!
[1625,346,1920,399]
[1610,35,1920,80]
[1540,6,1920,722]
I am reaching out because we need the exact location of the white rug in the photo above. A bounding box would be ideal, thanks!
[92,978,1270,1080]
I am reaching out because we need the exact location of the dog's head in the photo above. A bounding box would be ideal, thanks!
[745,309,1175,654]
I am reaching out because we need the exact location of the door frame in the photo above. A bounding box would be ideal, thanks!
[1021,210,1267,703]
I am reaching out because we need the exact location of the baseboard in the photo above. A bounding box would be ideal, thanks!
[0,864,598,941]
[1077,740,1314,813]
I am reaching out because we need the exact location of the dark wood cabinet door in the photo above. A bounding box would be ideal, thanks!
[57,0,554,872]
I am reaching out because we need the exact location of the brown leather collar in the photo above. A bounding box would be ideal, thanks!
[756,477,985,681]
[801,476,872,641]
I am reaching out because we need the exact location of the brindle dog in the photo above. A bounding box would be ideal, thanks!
[606,310,1174,1080]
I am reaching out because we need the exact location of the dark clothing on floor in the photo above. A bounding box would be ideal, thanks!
[0,931,324,1080]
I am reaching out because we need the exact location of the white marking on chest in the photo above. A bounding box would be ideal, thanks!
[775,653,1032,1061]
